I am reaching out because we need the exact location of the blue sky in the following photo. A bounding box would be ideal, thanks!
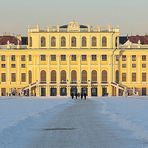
[0,0,147,35]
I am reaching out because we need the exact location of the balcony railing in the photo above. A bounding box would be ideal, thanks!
[60,81,67,84]
[81,81,88,84]
[40,81,46,84]
[70,81,77,84]
[50,81,57,84]
[91,81,98,84]
[101,81,108,84]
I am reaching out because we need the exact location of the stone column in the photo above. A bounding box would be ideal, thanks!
[36,81,40,96]
[29,84,31,96]
[108,84,112,96]
[67,55,70,96]
[67,86,70,97]
[78,54,81,91]
[116,85,119,96]
[57,55,60,96]
[88,55,91,97]
[46,85,50,96]
[98,84,102,97]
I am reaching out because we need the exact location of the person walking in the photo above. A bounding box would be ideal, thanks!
[71,92,74,99]
[81,93,83,100]
[75,93,78,99]
[84,92,87,100]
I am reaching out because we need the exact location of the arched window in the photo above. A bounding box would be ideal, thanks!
[71,70,77,83]
[102,70,107,82]
[28,70,32,84]
[102,36,107,47]
[41,36,46,47]
[82,37,87,47]
[81,70,87,83]
[60,70,66,83]
[29,37,32,47]
[61,37,66,47]
[91,70,97,83]
[115,37,118,48]
[40,70,46,82]
[92,36,97,47]
[71,37,76,47]
[51,70,56,83]
[116,70,119,83]
[51,37,56,47]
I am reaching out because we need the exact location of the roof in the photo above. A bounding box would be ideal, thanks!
[0,36,20,45]
[60,24,88,29]
[119,36,128,44]
[128,35,148,45]
[119,35,148,45]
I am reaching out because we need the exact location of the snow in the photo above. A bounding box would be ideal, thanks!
[0,96,73,148]
[99,96,148,142]
[0,96,148,147]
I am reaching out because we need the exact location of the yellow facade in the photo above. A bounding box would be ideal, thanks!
[0,21,147,97]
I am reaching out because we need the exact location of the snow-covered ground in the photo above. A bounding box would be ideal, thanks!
[0,96,148,148]
[0,96,73,148]
[99,96,148,143]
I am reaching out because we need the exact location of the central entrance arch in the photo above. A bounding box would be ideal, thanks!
[81,87,88,95]
[70,86,77,95]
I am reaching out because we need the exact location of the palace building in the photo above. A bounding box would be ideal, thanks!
[0,21,148,97]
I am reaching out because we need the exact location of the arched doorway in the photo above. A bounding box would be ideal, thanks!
[70,86,77,95]
[60,87,67,96]
[81,87,88,95]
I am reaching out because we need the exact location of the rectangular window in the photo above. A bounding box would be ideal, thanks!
[40,55,46,61]
[92,55,97,61]
[116,55,120,61]
[102,55,107,61]
[29,55,32,61]
[1,64,6,68]
[1,55,6,61]
[132,64,136,68]
[81,55,87,61]
[122,64,126,68]
[21,64,26,68]
[142,73,146,82]
[51,55,56,61]
[21,73,26,82]
[142,55,146,61]
[21,55,26,61]
[1,73,6,82]
[122,73,126,82]
[132,55,136,61]
[61,55,66,61]
[122,55,126,61]
[11,64,16,68]
[11,73,16,82]
[132,73,136,82]
[71,55,76,61]
[11,55,16,61]
[142,64,146,68]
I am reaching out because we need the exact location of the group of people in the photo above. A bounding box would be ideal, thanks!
[71,92,87,100]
